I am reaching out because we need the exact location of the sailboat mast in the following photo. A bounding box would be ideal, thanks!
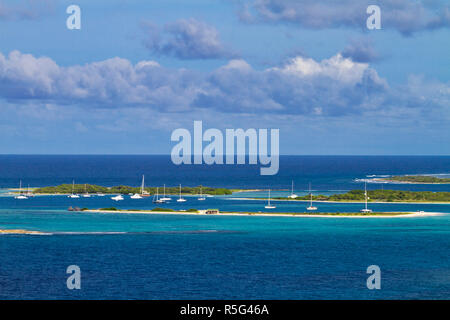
[365,182,368,210]
[268,189,271,206]
[309,182,313,206]
[179,184,182,199]
[141,175,144,194]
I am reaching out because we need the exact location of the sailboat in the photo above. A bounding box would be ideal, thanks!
[131,176,144,199]
[140,175,150,197]
[82,184,91,198]
[176,184,186,202]
[68,180,80,198]
[153,187,164,203]
[198,186,206,201]
[265,189,276,209]
[306,182,317,211]
[160,184,171,201]
[14,180,28,199]
[360,182,373,213]
[111,194,124,201]
[26,184,34,197]
[288,180,298,199]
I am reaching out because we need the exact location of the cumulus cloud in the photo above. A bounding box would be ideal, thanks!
[142,18,236,60]
[237,0,450,35]
[0,50,448,121]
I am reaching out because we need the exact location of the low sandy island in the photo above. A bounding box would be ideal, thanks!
[86,209,445,218]
[230,197,450,205]
[0,229,47,235]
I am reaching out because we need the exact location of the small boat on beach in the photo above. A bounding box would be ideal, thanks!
[265,189,276,209]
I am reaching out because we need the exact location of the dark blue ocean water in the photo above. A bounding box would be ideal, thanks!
[1,155,450,191]
[0,155,449,299]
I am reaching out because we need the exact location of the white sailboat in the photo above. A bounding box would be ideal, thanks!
[160,184,171,201]
[82,184,91,198]
[26,184,34,197]
[265,189,276,209]
[288,180,298,199]
[68,180,80,198]
[176,184,186,202]
[14,180,28,199]
[140,175,150,197]
[306,182,317,211]
[153,187,165,203]
[360,182,373,213]
[111,194,124,201]
[198,186,206,201]
[131,176,144,199]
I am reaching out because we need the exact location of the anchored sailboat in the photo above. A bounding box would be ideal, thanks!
[153,187,165,203]
[176,184,186,202]
[288,180,298,199]
[111,194,124,201]
[14,180,28,199]
[82,184,91,198]
[265,189,276,209]
[68,180,80,198]
[198,186,206,201]
[360,182,373,213]
[160,184,171,201]
[306,182,317,211]
[131,175,144,199]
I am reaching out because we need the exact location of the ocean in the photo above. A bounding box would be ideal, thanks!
[0,155,449,299]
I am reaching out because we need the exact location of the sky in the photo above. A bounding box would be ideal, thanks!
[0,0,449,155]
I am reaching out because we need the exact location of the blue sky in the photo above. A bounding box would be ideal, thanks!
[0,0,449,154]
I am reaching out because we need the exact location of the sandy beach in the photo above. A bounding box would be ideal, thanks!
[86,209,445,218]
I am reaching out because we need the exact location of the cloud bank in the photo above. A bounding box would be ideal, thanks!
[0,50,448,121]
[238,0,450,35]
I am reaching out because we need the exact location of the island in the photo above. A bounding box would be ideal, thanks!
[273,189,450,203]
[32,184,233,195]
[82,207,440,218]
[375,175,450,184]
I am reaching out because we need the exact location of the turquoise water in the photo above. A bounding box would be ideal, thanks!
[1,155,449,299]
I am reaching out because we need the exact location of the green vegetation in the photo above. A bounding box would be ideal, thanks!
[151,207,175,212]
[33,184,232,195]
[380,175,450,184]
[275,189,450,202]
[186,208,199,213]
[99,207,118,211]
